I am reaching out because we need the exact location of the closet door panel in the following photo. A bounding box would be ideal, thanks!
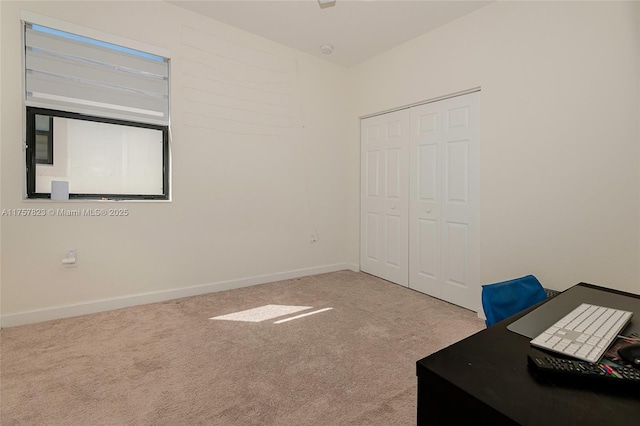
[410,92,480,312]
[410,102,443,296]
[360,110,409,286]
[417,218,438,279]
[440,94,479,311]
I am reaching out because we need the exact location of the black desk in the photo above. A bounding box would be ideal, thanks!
[416,283,640,426]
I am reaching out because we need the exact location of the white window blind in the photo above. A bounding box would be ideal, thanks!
[24,22,169,125]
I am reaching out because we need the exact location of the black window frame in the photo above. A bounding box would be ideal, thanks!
[26,107,170,200]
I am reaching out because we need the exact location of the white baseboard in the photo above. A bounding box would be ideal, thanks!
[1,262,360,328]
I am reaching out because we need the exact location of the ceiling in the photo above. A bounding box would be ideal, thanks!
[168,1,493,68]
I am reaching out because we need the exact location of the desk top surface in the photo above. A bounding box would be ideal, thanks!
[416,283,640,426]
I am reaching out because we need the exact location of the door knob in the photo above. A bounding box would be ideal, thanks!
[390,206,396,210]
[426,209,432,213]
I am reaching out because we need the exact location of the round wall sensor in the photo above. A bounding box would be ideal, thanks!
[320,44,334,55]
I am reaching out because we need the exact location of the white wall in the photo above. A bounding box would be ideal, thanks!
[638,3,640,284]
[0,1,352,325]
[3,1,640,327]
[0,0,3,326]
[349,1,640,294]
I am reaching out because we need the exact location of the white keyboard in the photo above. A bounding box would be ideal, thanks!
[530,303,633,362]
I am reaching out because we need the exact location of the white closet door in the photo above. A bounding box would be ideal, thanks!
[360,109,410,286]
[409,101,442,297]
[409,92,480,311]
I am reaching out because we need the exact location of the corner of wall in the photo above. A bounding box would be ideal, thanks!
[0,0,4,329]
[637,0,640,293]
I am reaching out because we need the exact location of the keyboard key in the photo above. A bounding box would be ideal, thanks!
[576,344,594,356]
[586,336,600,346]
[565,343,582,355]
[576,334,589,343]
[547,336,562,346]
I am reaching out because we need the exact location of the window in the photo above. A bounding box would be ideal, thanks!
[26,107,169,199]
[23,18,170,200]
[34,114,53,165]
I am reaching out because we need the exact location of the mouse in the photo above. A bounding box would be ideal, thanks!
[618,343,640,367]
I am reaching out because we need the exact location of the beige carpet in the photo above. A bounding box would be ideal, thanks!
[0,271,485,425]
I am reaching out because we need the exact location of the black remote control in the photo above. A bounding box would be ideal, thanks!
[528,354,640,386]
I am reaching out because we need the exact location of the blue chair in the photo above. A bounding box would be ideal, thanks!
[481,275,549,327]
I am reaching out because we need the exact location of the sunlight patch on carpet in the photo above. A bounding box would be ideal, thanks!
[273,307,333,324]
[209,305,312,322]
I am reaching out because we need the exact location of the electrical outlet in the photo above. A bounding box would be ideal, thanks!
[310,233,319,244]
